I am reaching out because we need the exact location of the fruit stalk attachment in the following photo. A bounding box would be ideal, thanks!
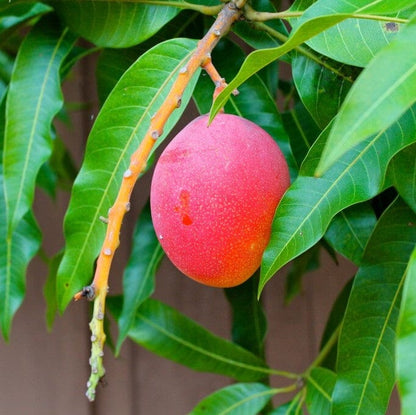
[75,0,244,401]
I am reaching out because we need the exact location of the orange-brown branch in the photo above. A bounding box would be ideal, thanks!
[81,0,244,401]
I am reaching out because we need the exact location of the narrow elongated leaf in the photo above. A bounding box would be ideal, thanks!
[52,1,180,48]
[116,203,164,353]
[128,298,271,381]
[225,275,267,358]
[193,39,297,179]
[315,15,416,175]
[396,246,416,415]
[325,202,377,265]
[292,52,356,129]
[387,142,416,212]
[57,39,200,310]
[306,367,336,415]
[332,198,416,415]
[4,16,75,233]
[190,382,275,415]
[211,0,416,119]
[0,97,41,341]
[261,105,416,292]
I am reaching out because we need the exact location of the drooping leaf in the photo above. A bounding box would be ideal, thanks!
[43,251,63,330]
[306,367,336,415]
[193,38,297,180]
[387,142,416,213]
[224,274,267,358]
[211,0,416,119]
[315,15,416,175]
[292,51,357,129]
[260,105,416,293]
[396,246,416,415]
[332,197,416,415]
[128,298,271,381]
[190,382,275,415]
[325,202,377,265]
[116,203,164,353]
[52,1,181,48]
[57,38,200,310]
[0,96,41,341]
[3,15,76,233]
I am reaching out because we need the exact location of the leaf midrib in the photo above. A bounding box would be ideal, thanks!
[62,46,196,299]
[135,311,271,377]
[6,28,69,234]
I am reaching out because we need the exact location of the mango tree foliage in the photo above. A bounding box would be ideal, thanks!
[1,0,415,412]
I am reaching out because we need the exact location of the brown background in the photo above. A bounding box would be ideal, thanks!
[0,50,400,415]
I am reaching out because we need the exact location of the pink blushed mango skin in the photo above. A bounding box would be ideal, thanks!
[150,113,290,288]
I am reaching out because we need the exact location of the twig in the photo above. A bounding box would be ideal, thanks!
[76,0,245,401]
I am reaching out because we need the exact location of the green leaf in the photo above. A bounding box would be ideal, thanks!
[268,397,303,414]
[319,279,353,370]
[284,244,320,304]
[43,251,63,330]
[57,38,200,310]
[190,382,275,415]
[396,246,416,415]
[325,202,377,265]
[292,51,357,129]
[52,1,181,48]
[315,15,416,175]
[224,274,267,358]
[260,106,416,293]
[387,142,416,213]
[332,197,416,415]
[96,10,202,104]
[211,0,416,119]
[282,100,321,167]
[306,367,336,415]
[0,2,52,42]
[0,96,41,341]
[128,298,271,381]
[306,17,406,67]
[3,15,76,233]
[116,203,164,353]
[193,39,297,179]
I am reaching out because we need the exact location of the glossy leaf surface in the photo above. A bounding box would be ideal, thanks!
[306,367,336,415]
[190,382,274,415]
[0,97,41,341]
[128,298,271,381]
[57,38,199,310]
[396,246,416,415]
[332,198,416,415]
[261,106,416,292]
[4,15,75,233]
[52,1,180,48]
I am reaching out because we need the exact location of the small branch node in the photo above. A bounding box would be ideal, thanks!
[99,216,109,224]
[103,248,112,256]
[125,202,131,212]
[179,66,188,74]
[123,169,132,178]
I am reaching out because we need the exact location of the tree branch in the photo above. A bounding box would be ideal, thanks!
[77,0,245,401]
